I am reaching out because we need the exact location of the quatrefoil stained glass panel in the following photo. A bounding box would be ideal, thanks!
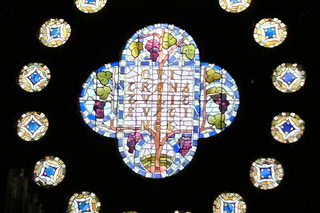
[253,18,287,48]
[272,63,306,93]
[18,62,51,92]
[79,23,240,178]
[39,18,71,48]
[271,112,305,143]
[249,158,284,190]
[67,191,101,213]
[17,111,49,141]
[33,156,66,188]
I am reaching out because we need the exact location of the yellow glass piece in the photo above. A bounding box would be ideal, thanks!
[253,18,287,48]
[219,0,251,13]
[75,0,107,13]
[39,18,71,48]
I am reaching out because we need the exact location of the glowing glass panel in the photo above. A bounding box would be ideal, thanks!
[79,24,240,178]
[67,191,101,213]
[18,63,51,92]
[39,18,71,48]
[271,112,305,143]
[250,158,284,190]
[272,63,306,93]
[17,111,49,141]
[253,18,287,48]
[199,63,240,138]
[33,156,66,188]
[213,192,246,213]
[174,211,191,213]
[219,0,251,13]
[75,0,107,13]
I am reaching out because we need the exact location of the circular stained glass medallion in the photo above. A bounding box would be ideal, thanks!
[18,63,51,92]
[271,112,305,143]
[249,158,284,190]
[213,192,246,213]
[272,63,306,93]
[17,111,49,141]
[39,18,71,48]
[219,0,251,13]
[75,0,107,13]
[253,18,287,48]
[67,191,101,213]
[33,156,66,188]
[199,63,240,138]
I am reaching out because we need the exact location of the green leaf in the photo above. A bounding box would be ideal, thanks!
[206,69,222,83]
[208,114,226,129]
[163,33,177,49]
[97,71,112,85]
[97,86,111,100]
[181,44,195,60]
[129,41,143,58]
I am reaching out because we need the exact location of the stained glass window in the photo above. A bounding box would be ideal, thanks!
[33,156,66,188]
[174,211,191,213]
[212,192,246,213]
[271,112,305,143]
[199,63,240,138]
[219,0,251,13]
[39,18,71,48]
[75,0,107,13]
[16,111,49,141]
[67,191,101,213]
[253,18,287,48]
[18,63,51,92]
[272,63,306,93]
[249,158,284,190]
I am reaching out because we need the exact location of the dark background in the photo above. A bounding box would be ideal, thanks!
[1,0,319,212]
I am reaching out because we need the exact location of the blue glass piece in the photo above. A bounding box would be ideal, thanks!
[265,27,276,38]
[184,61,194,66]
[201,62,209,66]
[183,32,189,37]
[120,81,124,89]
[235,104,239,111]
[110,133,116,138]
[50,27,60,39]
[173,144,180,152]
[103,115,110,121]
[167,168,173,175]
[192,140,198,146]
[282,122,294,133]
[152,173,162,178]
[284,73,295,83]
[194,91,200,99]
[87,0,96,4]
[209,131,217,136]
[182,160,189,167]
[127,162,134,169]
[44,167,55,177]
[119,111,123,119]
[193,126,199,133]
[138,170,147,176]
[120,67,125,74]
[148,25,155,31]
[78,202,90,211]
[193,112,199,120]
[98,130,104,135]
[260,168,272,179]
[87,114,96,120]
[28,120,39,131]
[88,122,94,128]
[126,61,135,66]
[224,203,235,213]
[235,90,240,99]
[86,76,92,83]
[226,72,232,80]
[168,56,176,64]
[225,80,233,87]
[132,33,139,40]
[110,62,118,67]
[134,150,139,158]
[195,78,200,86]
[230,0,240,3]
[120,151,126,158]
[88,79,94,87]
[141,61,149,66]
[80,88,85,97]
[118,140,123,147]
[214,65,221,70]
[230,116,235,121]
[29,73,41,84]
